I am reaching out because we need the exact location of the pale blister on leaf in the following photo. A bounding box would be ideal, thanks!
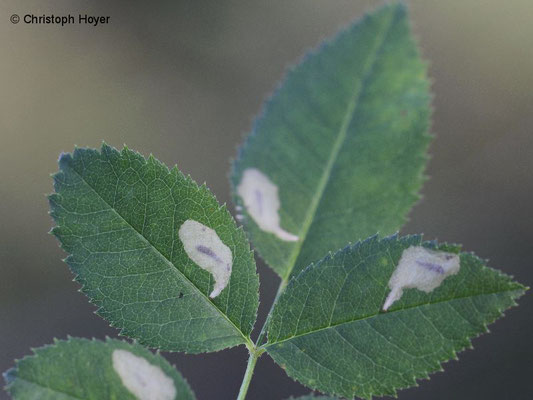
[383,245,461,311]
[178,219,233,298]
[49,144,258,353]
[231,3,432,279]
[3,337,195,400]
[112,349,176,400]
[265,234,526,399]
[236,168,299,242]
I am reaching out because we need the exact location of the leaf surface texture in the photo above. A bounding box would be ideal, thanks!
[266,235,526,399]
[50,144,259,353]
[3,338,195,400]
[231,4,431,278]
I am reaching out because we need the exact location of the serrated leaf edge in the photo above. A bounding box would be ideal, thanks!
[3,336,196,399]
[264,233,526,399]
[49,143,258,353]
[229,3,433,280]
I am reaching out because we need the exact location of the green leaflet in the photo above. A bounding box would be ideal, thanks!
[231,3,431,279]
[265,234,526,399]
[287,396,338,400]
[3,337,195,400]
[49,144,258,353]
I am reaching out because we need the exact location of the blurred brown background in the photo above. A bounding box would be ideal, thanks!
[1,1,532,399]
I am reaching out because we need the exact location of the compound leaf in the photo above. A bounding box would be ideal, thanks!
[266,234,526,399]
[49,144,258,353]
[231,3,431,279]
[3,337,195,400]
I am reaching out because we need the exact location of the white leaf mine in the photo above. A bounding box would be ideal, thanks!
[236,168,299,242]
[383,246,460,311]
[112,349,176,400]
[178,219,232,298]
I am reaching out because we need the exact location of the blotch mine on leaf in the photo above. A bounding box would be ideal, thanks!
[383,246,460,311]
[178,219,232,298]
[236,168,299,242]
[112,349,176,400]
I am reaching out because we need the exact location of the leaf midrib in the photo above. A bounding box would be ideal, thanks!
[66,162,249,344]
[282,9,397,281]
[265,287,523,347]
